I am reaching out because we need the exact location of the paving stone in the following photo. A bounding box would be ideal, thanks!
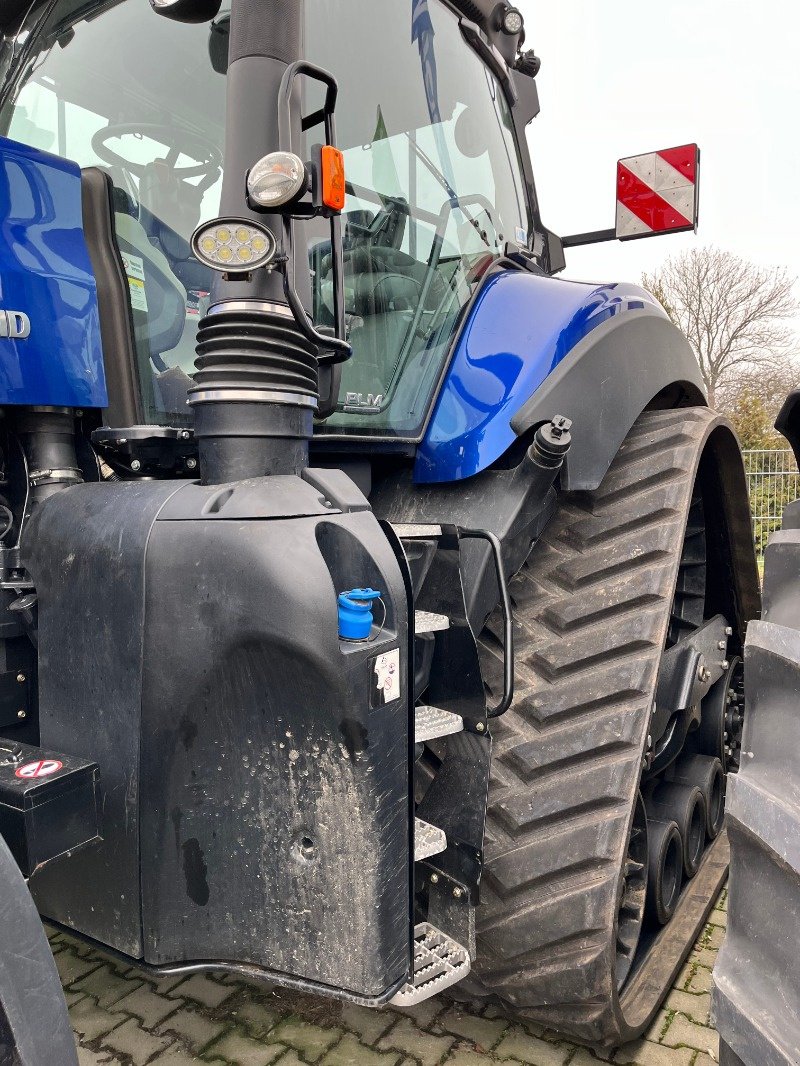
[55,948,103,986]
[77,1046,126,1065]
[270,1017,342,1061]
[69,997,128,1042]
[114,983,182,1027]
[233,998,283,1037]
[689,945,718,969]
[158,1006,227,1052]
[390,996,444,1029]
[659,1012,719,1055]
[494,1027,571,1065]
[569,1046,614,1063]
[688,966,714,996]
[321,1033,402,1066]
[571,1048,614,1066]
[149,1049,212,1065]
[340,1003,395,1044]
[613,1041,695,1065]
[208,1029,286,1065]
[102,1017,175,1066]
[175,973,235,1008]
[704,925,725,951]
[150,973,192,996]
[441,1052,519,1066]
[693,1054,719,1066]
[437,1006,509,1050]
[72,963,144,1008]
[663,988,712,1026]
[377,1015,454,1065]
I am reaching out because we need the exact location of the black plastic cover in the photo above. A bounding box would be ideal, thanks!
[22,472,412,1000]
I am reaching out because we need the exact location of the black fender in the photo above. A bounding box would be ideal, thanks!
[510,306,706,491]
[0,834,77,1066]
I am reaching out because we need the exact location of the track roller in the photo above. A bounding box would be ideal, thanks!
[647,782,706,879]
[672,755,725,839]
[645,818,683,926]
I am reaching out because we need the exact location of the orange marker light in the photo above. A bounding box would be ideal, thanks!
[321,146,346,212]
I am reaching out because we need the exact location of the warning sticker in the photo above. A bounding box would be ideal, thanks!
[15,759,63,780]
[121,251,148,313]
[371,648,401,708]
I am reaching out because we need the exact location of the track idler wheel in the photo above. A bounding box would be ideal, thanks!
[672,754,725,839]
[697,656,745,773]
[645,818,683,926]
[646,781,706,879]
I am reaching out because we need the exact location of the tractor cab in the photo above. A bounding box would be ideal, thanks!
[0,0,541,444]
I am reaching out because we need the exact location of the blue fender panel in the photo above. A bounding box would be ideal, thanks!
[0,136,107,408]
[414,270,692,484]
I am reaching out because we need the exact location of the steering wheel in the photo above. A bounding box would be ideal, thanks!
[91,123,222,184]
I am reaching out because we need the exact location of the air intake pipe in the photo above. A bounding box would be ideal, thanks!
[188,0,319,485]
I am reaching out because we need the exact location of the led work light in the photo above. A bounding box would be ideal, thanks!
[501,7,524,34]
[191,219,277,272]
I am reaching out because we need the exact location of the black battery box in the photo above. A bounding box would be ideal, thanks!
[0,741,100,877]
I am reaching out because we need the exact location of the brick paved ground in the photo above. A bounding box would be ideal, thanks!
[53,889,726,1066]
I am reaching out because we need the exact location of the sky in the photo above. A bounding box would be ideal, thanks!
[516,0,800,332]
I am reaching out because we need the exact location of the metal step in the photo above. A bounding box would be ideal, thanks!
[415,705,464,744]
[391,523,443,539]
[414,818,447,862]
[390,923,471,1006]
[415,610,450,635]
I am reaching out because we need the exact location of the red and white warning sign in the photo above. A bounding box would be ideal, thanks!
[15,759,63,780]
[616,144,699,239]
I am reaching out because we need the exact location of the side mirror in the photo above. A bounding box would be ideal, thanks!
[562,142,699,250]
[616,144,699,240]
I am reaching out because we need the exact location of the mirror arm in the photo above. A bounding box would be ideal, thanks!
[561,228,617,249]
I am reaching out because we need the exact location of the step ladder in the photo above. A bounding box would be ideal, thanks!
[414,818,446,862]
[414,610,450,635]
[390,923,471,1006]
[415,704,463,744]
[394,522,473,1006]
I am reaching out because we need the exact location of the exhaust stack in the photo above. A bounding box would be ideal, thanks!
[188,0,319,485]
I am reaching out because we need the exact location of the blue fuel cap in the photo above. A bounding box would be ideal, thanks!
[338,588,382,641]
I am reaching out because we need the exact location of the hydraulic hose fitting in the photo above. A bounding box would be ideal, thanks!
[528,415,573,470]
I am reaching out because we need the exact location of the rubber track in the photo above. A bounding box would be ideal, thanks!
[468,407,725,1045]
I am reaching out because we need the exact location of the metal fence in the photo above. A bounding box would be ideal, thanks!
[743,448,800,555]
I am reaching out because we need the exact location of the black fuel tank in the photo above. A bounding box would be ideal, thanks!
[22,469,412,1001]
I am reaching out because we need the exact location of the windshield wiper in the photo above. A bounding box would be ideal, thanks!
[405,133,493,249]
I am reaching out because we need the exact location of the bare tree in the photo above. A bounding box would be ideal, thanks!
[642,247,798,407]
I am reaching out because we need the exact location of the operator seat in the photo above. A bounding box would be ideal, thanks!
[334,246,427,403]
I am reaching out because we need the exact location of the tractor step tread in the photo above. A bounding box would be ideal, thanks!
[415,818,447,862]
[392,523,444,539]
[415,610,450,635]
[463,407,755,1046]
[415,705,464,744]
[389,923,471,1006]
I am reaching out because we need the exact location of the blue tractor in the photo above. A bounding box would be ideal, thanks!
[0,0,759,1059]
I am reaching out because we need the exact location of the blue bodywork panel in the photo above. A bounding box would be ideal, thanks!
[0,137,107,408]
[415,271,666,483]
